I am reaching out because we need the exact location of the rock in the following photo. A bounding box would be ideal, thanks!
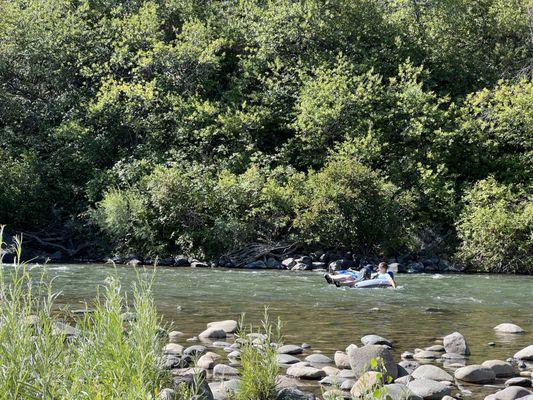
[184,345,207,357]
[407,262,425,273]
[243,260,267,269]
[310,262,326,270]
[505,377,531,387]
[335,351,351,369]
[191,261,209,268]
[412,365,453,382]
[413,351,439,360]
[213,364,238,377]
[168,331,185,342]
[322,389,345,399]
[397,364,409,378]
[277,387,316,400]
[305,353,332,364]
[516,396,533,400]
[396,376,413,385]
[441,352,466,360]
[454,365,496,383]
[158,388,176,400]
[339,369,357,379]
[266,257,282,269]
[52,321,80,338]
[174,256,190,266]
[302,343,311,349]
[346,344,358,353]
[442,396,455,400]
[385,383,423,400]
[286,365,326,380]
[328,259,355,271]
[199,327,227,339]
[515,346,533,361]
[402,352,415,360]
[407,379,452,400]
[212,341,232,348]
[399,360,420,374]
[485,386,532,400]
[197,352,221,369]
[348,344,398,379]
[425,345,445,353]
[164,343,184,355]
[443,332,470,356]
[227,350,241,359]
[341,379,356,390]
[494,323,525,334]
[207,320,238,334]
[173,375,214,400]
[278,345,304,355]
[162,353,190,369]
[361,334,393,347]
[319,375,346,386]
[322,366,341,376]
[350,371,383,397]
[482,360,515,377]
[291,262,308,271]
[277,354,301,365]
[281,258,296,268]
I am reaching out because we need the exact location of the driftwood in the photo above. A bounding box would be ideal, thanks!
[223,242,301,267]
[20,232,87,257]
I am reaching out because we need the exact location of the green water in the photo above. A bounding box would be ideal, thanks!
[20,263,532,366]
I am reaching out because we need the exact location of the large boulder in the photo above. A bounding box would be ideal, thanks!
[494,323,525,334]
[515,346,533,361]
[385,383,423,400]
[361,334,393,347]
[482,360,515,377]
[207,320,238,334]
[286,365,326,380]
[348,345,398,379]
[411,365,453,382]
[407,379,452,400]
[443,332,470,355]
[350,371,382,397]
[484,386,532,400]
[455,365,496,383]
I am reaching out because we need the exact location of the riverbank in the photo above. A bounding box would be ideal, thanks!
[161,319,533,400]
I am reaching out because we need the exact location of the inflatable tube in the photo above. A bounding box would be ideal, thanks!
[352,278,392,289]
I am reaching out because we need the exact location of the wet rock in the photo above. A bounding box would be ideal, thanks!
[168,331,185,343]
[443,332,470,356]
[494,323,525,334]
[191,261,209,268]
[286,365,326,380]
[173,375,214,400]
[243,260,267,269]
[385,383,423,400]
[361,334,393,347]
[441,352,466,360]
[454,365,496,383]
[213,364,238,377]
[505,377,531,387]
[305,353,332,364]
[407,378,452,400]
[276,387,316,400]
[302,343,311,349]
[335,351,351,369]
[184,345,207,357]
[199,327,227,339]
[482,360,515,377]
[197,352,221,369]
[277,354,301,365]
[329,259,355,271]
[348,345,398,379]
[278,344,304,355]
[425,345,445,353]
[413,351,439,360]
[281,258,296,269]
[291,262,308,271]
[484,386,532,400]
[412,365,453,382]
[515,346,533,361]
[207,320,238,334]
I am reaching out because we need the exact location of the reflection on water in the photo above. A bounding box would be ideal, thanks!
[13,264,533,363]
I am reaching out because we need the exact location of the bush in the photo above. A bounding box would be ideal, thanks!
[456,178,532,273]
[295,154,415,255]
[0,231,169,397]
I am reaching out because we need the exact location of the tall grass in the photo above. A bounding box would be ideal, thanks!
[0,228,169,399]
[234,309,282,400]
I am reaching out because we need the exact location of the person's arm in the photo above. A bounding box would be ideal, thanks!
[388,275,397,288]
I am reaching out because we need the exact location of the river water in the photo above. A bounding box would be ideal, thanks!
[25,263,532,367]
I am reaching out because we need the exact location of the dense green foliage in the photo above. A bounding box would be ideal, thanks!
[0,0,531,271]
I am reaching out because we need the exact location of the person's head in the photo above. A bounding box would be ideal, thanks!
[378,262,388,273]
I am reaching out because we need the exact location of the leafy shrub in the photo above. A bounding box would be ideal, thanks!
[456,178,532,273]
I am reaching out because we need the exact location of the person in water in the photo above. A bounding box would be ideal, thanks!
[373,262,397,288]
[328,265,373,287]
